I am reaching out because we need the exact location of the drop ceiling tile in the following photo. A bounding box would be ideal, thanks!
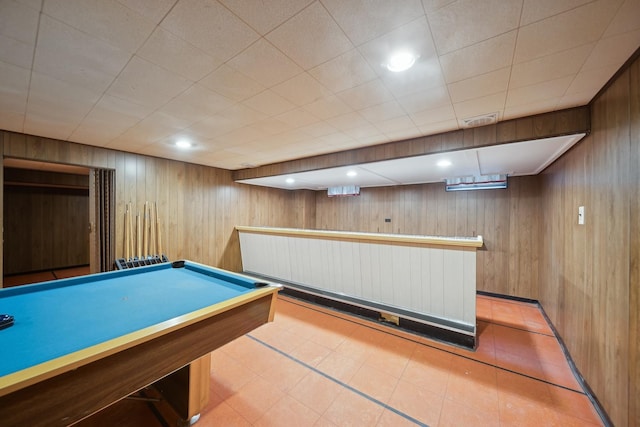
[0,33,34,69]
[298,121,338,138]
[27,72,101,120]
[514,1,621,63]
[43,0,155,53]
[275,108,320,128]
[218,126,265,145]
[227,38,303,87]
[272,72,332,106]
[219,0,314,35]
[323,0,424,46]
[503,97,562,120]
[0,0,39,45]
[410,104,456,126]
[344,124,383,140]
[374,115,416,133]
[520,0,592,26]
[582,29,640,71]
[506,76,573,108]
[428,0,522,54]
[308,48,377,93]
[510,44,593,88]
[452,91,506,120]
[448,67,510,103]
[158,84,236,125]
[440,31,517,83]
[337,79,394,110]
[565,63,621,95]
[34,16,129,92]
[249,118,292,136]
[359,100,406,122]
[117,0,177,23]
[603,0,640,37]
[160,0,259,61]
[557,91,594,109]
[421,0,456,13]
[242,89,297,116]
[186,116,245,139]
[266,1,354,69]
[217,103,268,127]
[137,28,221,82]
[199,64,265,102]
[326,111,371,131]
[69,95,150,144]
[303,95,353,120]
[23,116,78,141]
[384,127,424,142]
[417,119,459,135]
[382,57,446,97]
[0,60,29,108]
[396,85,451,113]
[106,56,193,109]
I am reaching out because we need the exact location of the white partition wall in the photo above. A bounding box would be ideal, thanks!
[237,226,483,347]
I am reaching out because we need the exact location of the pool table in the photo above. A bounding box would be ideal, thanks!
[0,260,279,426]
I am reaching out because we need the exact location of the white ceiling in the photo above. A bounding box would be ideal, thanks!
[237,133,586,190]
[0,1,638,171]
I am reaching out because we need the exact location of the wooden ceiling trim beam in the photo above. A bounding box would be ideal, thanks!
[232,106,590,181]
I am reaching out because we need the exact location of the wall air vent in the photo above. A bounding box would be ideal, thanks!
[328,186,360,197]
[461,112,498,128]
[445,175,507,191]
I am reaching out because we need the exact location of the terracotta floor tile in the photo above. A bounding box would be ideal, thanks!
[258,355,310,393]
[289,339,332,367]
[363,345,411,379]
[289,372,343,415]
[223,376,285,423]
[255,395,320,427]
[334,335,376,364]
[546,385,603,424]
[316,351,363,383]
[220,334,267,360]
[314,417,339,426]
[494,348,545,379]
[323,389,384,427]
[198,401,252,427]
[446,358,499,413]
[209,352,258,399]
[388,379,444,426]
[540,361,581,391]
[439,398,500,427]
[376,409,423,426]
[348,362,399,404]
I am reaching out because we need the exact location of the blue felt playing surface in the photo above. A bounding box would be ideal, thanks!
[0,262,258,377]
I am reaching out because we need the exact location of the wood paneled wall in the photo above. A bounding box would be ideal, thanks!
[0,131,315,282]
[315,176,541,298]
[539,54,640,426]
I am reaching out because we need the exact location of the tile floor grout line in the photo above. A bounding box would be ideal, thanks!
[279,298,587,396]
[480,318,556,337]
[246,334,430,427]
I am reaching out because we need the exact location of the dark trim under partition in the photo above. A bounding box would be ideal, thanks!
[243,271,476,349]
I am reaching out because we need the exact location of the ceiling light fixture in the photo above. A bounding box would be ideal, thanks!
[437,160,452,167]
[386,51,417,72]
[346,170,357,177]
[175,139,192,149]
[285,178,295,184]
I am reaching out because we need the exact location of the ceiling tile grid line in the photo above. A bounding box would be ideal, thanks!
[0,0,638,170]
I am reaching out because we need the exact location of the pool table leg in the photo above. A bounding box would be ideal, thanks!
[154,354,211,425]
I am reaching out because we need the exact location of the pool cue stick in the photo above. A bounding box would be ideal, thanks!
[143,201,149,258]
[149,202,156,257]
[128,203,134,260]
[156,203,163,258]
[137,211,142,259]
[124,205,130,260]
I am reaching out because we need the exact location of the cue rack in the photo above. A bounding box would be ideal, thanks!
[115,201,168,270]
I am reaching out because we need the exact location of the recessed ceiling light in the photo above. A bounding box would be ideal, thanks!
[386,51,417,72]
[437,160,452,167]
[346,170,357,177]
[175,139,192,149]
[285,178,295,184]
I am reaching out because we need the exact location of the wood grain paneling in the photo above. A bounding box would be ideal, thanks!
[314,176,541,298]
[539,54,640,427]
[232,107,589,180]
[1,133,315,283]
